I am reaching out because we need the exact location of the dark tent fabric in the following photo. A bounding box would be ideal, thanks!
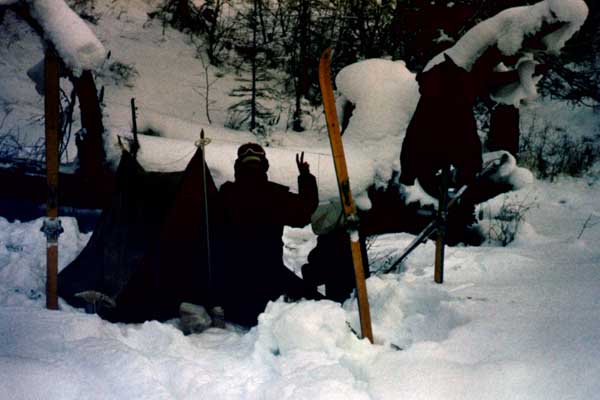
[58,147,220,322]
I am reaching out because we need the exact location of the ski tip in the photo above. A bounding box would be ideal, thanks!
[321,47,333,61]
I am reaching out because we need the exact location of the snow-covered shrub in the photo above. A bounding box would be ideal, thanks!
[138,127,162,137]
[68,0,100,24]
[0,131,22,160]
[480,194,537,246]
[519,116,600,180]
[0,122,46,162]
[98,61,138,88]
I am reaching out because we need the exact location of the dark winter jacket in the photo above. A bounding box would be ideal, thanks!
[217,170,319,326]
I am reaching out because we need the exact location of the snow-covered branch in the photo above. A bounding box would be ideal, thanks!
[24,0,107,75]
[423,0,589,107]
[425,0,589,73]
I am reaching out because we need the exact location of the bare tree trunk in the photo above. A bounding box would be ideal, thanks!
[488,104,520,159]
[73,71,106,178]
[251,0,257,131]
[293,0,310,132]
[174,0,191,27]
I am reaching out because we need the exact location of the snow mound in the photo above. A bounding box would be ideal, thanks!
[336,59,418,144]
[484,151,534,190]
[335,59,419,191]
[344,276,468,348]
[256,300,365,357]
[0,217,89,306]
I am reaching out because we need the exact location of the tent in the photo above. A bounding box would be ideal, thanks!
[58,146,220,322]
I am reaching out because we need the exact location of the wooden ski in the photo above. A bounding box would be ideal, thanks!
[42,46,63,310]
[318,48,373,343]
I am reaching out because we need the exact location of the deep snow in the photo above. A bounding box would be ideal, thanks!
[1,177,599,400]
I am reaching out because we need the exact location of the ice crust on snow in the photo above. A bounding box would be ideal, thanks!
[25,0,107,75]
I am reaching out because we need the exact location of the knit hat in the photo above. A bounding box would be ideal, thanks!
[235,142,269,172]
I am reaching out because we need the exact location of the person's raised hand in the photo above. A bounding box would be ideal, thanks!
[296,152,310,176]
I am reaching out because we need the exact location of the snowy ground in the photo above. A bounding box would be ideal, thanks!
[1,177,599,400]
[1,0,599,398]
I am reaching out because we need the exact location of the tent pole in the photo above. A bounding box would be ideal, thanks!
[198,129,212,288]
[42,45,63,310]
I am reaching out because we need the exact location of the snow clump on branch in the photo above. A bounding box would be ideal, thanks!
[424,0,589,72]
[25,0,107,75]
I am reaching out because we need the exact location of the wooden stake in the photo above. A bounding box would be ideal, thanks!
[130,97,140,157]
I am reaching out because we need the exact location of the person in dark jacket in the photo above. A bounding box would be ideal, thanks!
[217,143,321,327]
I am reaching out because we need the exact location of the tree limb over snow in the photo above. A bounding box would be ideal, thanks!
[422,0,588,107]
[24,0,106,75]
[424,0,589,73]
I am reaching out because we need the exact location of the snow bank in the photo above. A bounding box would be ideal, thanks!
[26,0,107,74]
[106,127,377,209]
[256,300,361,357]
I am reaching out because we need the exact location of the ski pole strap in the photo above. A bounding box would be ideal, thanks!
[195,129,211,148]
